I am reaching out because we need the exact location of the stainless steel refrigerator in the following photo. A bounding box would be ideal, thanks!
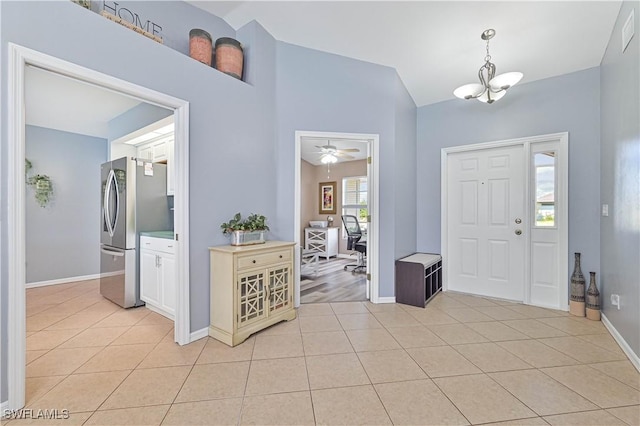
[100,157,171,308]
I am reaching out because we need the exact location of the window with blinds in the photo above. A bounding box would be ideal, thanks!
[342,176,368,234]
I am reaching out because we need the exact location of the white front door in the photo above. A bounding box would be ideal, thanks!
[446,145,526,301]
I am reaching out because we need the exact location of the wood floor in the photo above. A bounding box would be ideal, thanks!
[300,257,367,304]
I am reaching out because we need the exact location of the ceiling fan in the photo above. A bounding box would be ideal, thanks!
[314,141,360,164]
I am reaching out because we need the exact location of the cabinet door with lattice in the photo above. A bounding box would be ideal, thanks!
[306,229,327,253]
[237,270,267,328]
[267,265,292,315]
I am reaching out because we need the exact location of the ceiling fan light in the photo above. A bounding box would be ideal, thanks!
[489,72,523,91]
[453,83,485,100]
[477,89,506,103]
[321,154,337,164]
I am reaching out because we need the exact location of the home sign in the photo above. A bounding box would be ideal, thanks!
[101,1,164,43]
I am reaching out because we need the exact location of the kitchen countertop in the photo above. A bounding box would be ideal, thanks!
[140,230,174,240]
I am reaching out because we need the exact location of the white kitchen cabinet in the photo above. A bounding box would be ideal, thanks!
[209,241,296,346]
[151,139,168,162]
[136,138,169,163]
[140,236,176,320]
[138,144,153,161]
[166,139,175,196]
[304,227,339,259]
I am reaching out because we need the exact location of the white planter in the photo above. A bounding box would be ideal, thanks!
[230,230,266,246]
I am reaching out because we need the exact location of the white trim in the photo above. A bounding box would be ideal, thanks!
[441,132,569,310]
[294,131,380,304]
[144,303,174,322]
[26,272,115,288]
[602,314,640,373]
[8,42,27,413]
[174,102,191,345]
[336,253,353,259]
[190,327,210,343]
[7,43,191,410]
[376,297,396,304]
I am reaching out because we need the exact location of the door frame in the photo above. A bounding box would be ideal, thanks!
[294,131,380,304]
[6,43,191,410]
[441,132,568,309]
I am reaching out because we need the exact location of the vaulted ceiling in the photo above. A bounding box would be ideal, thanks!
[190,1,622,106]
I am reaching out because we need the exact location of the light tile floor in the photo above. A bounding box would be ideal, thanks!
[5,279,639,425]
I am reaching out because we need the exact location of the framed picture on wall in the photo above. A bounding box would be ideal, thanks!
[319,181,337,214]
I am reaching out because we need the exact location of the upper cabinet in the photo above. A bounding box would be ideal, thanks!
[136,137,170,163]
[136,137,175,196]
[111,115,175,195]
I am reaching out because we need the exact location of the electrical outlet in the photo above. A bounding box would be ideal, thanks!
[611,294,620,310]
[602,204,609,217]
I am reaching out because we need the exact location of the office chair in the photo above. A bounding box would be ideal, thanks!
[342,215,367,273]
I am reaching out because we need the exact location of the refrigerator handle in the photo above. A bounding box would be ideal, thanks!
[112,169,120,235]
[100,246,125,257]
[103,170,114,236]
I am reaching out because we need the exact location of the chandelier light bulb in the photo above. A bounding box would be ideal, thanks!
[453,29,523,104]
[489,72,524,91]
[453,83,485,100]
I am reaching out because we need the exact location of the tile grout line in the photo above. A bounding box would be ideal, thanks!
[85,319,171,419]
[296,311,319,426]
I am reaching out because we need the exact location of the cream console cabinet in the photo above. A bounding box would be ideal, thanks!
[209,241,296,346]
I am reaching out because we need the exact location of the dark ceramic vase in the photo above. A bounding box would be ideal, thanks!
[586,271,601,321]
[569,252,586,316]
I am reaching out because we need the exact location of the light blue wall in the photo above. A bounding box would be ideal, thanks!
[274,41,418,297]
[0,1,276,401]
[108,103,173,142]
[417,68,602,280]
[600,1,639,357]
[394,73,418,260]
[88,0,235,56]
[25,126,107,283]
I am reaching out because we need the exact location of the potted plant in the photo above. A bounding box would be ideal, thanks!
[221,212,269,246]
[25,159,54,208]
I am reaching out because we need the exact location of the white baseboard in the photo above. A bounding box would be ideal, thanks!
[26,273,104,288]
[602,313,640,373]
[190,327,209,343]
[376,296,396,304]
[336,254,352,259]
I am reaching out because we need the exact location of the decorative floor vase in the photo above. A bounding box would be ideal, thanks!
[586,271,601,321]
[569,253,586,317]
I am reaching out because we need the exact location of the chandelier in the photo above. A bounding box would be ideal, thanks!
[453,29,523,104]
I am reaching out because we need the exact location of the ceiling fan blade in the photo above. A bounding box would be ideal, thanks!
[335,153,355,160]
[339,148,360,153]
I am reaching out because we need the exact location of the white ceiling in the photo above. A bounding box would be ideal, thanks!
[301,136,368,165]
[190,1,622,106]
[25,66,141,138]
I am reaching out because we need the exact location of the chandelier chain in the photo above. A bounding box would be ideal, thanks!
[484,38,491,63]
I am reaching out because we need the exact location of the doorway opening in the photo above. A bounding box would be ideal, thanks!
[441,132,568,310]
[7,43,190,410]
[294,131,380,305]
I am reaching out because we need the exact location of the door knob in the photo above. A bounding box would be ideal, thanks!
[515,218,522,224]
[515,229,522,235]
